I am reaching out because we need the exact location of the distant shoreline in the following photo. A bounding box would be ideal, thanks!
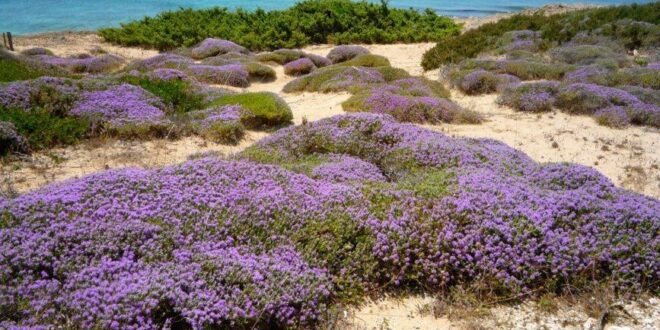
[13,3,598,40]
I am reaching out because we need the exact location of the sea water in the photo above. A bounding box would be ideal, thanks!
[0,0,654,35]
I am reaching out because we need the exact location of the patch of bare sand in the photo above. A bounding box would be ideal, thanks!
[433,92,660,199]
[13,31,158,60]
[1,132,267,194]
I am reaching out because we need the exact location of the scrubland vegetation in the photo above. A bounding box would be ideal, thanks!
[1,2,659,329]
[438,3,659,128]
[99,0,460,51]
[0,40,296,155]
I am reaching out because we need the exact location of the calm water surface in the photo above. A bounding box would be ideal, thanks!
[0,0,654,35]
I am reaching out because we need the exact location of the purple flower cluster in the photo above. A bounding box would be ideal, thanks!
[594,106,631,128]
[563,65,614,84]
[148,68,191,82]
[69,84,166,126]
[1,159,340,328]
[2,113,658,328]
[0,76,81,112]
[256,113,659,290]
[284,58,317,76]
[189,104,243,128]
[191,38,249,59]
[186,64,250,87]
[327,45,370,64]
[36,54,124,73]
[128,53,194,71]
[361,84,467,124]
[556,83,643,114]
[457,69,521,95]
[311,154,386,183]
[498,30,542,52]
[498,81,561,113]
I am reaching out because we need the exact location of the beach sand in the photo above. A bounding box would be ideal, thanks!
[5,5,659,328]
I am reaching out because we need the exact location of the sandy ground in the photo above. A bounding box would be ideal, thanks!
[5,7,659,328]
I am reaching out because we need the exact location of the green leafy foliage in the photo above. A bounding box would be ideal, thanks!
[120,75,205,113]
[0,107,90,151]
[99,0,460,51]
[422,3,660,70]
[208,92,293,129]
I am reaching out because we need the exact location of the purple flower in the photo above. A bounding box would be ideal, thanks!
[284,58,316,76]
[327,45,370,64]
[69,84,165,126]
[191,38,249,59]
[128,53,194,71]
[594,106,630,128]
[187,64,250,87]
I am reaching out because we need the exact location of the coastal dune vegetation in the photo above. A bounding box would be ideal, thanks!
[98,0,460,51]
[434,3,660,129]
[0,1,659,329]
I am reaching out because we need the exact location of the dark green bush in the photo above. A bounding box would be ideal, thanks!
[121,75,205,113]
[422,3,660,70]
[99,0,460,51]
[208,92,293,129]
[0,107,90,151]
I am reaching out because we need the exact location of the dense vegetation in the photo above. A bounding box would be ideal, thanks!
[2,113,658,328]
[422,2,660,70]
[98,0,460,51]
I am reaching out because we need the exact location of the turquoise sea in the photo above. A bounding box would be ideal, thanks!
[0,0,654,35]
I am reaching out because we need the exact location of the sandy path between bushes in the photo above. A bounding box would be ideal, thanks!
[5,27,660,329]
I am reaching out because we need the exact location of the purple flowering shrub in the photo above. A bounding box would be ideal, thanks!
[200,53,277,82]
[127,53,194,71]
[284,66,386,93]
[549,45,630,67]
[2,113,659,328]
[187,105,246,144]
[496,30,543,52]
[452,69,521,95]
[36,54,124,73]
[0,76,81,115]
[186,64,250,87]
[190,38,249,59]
[69,84,166,127]
[343,77,481,124]
[555,83,643,114]
[327,45,370,64]
[457,59,573,81]
[0,159,342,328]
[594,106,631,128]
[0,121,30,155]
[284,57,317,76]
[248,113,659,291]
[497,81,560,113]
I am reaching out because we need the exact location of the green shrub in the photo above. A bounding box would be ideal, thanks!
[0,107,90,150]
[256,49,305,64]
[336,54,391,67]
[422,3,660,70]
[244,62,277,82]
[99,0,460,51]
[208,92,293,129]
[121,75,205,113]
[0,50,71,82]
[200,121,245,144]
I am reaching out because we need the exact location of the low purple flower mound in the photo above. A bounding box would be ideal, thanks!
[191,38,249,59]
[284,58,316,76]
[69,84,166,126]
[1,113,658,328]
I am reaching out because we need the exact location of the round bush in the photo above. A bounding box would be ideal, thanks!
[327,45,370,64]
[284,57,316,76]
[191,38,249,59]
[186,64,250,87]
[208,92,293,129]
